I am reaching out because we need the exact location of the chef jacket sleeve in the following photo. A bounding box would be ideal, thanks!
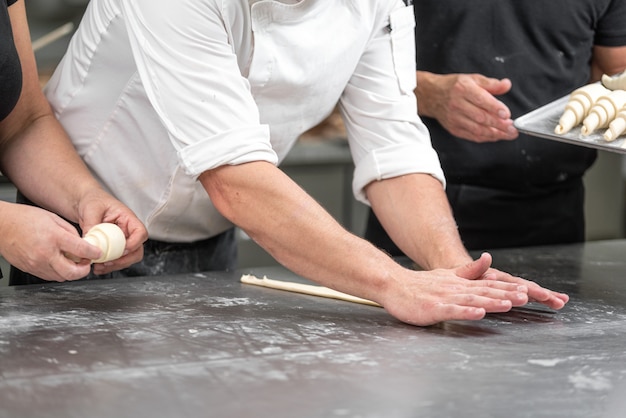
[120,0,278,178]
[339,4,445,205]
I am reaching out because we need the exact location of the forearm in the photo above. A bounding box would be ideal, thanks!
[0,1,103,223]
[0,112,102,223]
[200,162,404,303]
[200,163,560,324]
[366,173,472,270]
[590,45,626,82]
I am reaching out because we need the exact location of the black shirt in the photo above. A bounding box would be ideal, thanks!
[0,0,22,121]
[415,0,626,193]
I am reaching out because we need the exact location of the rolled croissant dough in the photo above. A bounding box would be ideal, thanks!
[240,274,381,307]
[83,223,126,263]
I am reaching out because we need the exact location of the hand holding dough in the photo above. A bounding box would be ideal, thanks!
[240,274,381,307]
[83,223,126,263]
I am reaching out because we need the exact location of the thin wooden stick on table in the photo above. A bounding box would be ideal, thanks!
[240,274,382,307]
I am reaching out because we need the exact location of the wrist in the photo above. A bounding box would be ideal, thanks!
[417,244,473,271]
[415,71,441,119]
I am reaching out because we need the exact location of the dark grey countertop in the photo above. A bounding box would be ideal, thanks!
[1,240,626,418]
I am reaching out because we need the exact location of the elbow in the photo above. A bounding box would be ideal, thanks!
[199,166,241,222]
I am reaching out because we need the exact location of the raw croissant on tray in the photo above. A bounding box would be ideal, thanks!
[601,69,626,91]
[554,83,609,135]
[581,90,626,136]
[604,107,626,142]
[554,69,626,141]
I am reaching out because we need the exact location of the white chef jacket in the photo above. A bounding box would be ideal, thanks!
[45,0,444,242]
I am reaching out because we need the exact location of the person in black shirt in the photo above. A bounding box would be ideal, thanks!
[366,0,626,255]
[0,0,147,282]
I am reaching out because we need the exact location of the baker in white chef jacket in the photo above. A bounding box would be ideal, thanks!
[16,0,568,326]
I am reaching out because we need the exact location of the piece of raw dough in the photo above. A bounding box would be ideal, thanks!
[554,83,610,135]
[581,89,626,136]
[603,106,626,142]
[602,69,626,91]
[84,223,126,263]
[240,274,381,307]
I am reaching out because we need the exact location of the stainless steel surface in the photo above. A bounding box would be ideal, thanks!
[1,240,626,417]
[515,95,626,154]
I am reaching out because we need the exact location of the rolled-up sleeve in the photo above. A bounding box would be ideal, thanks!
[121,0,278,177]
[340,4,445,205]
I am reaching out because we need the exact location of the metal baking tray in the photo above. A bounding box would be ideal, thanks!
[514,95,626,154]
